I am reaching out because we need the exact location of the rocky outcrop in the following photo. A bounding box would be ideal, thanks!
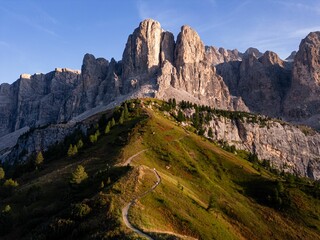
[285,51,297,62]
[283,32,320,128]
[204,114,320,180]
[121,20,246,111]
[205,46,242,65]
[244,47,263,58]
[217,51,292,117]
[174,25,205,67]
[3,122,83,164]
[121,19,174,94]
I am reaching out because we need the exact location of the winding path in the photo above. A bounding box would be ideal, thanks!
[122,167,161,240]
[121,148,197,240]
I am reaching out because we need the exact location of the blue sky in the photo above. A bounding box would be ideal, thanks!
[1,0,319,84]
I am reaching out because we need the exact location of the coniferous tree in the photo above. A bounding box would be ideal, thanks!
[208,127,213,138]
[177,109,186,122]
[73,145,78,155]
[35,151,44,166]
[77,139,84,149]
[0,167,5,180]
[111,118,116,127]
[68,144,75,156]
[172,98,176,108]
[119,110,124,125]
[105,123,110,134]
[124,103,129,119]
[3,179,19,187]
[70,165,88,184]
[90,134,97,144]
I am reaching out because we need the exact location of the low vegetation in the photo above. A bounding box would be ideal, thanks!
[0,98,319,239]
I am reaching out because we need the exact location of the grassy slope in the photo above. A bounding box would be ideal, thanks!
[1,99,319,240]
[118,100,320,240]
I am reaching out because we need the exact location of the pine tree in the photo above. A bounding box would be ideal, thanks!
[177,109,186,122]
[4,178,19,187]
[119,110,124,124]
[35,152,44,166]
[0,167,5,180]
[111,118,116,127]
[73,145,78,155]
[172,98,176,108]
[208,127,213,138]
[68,144,75,156]
[77,139,84,149]
[124,103,129,119]
[90,134,97,144]
[105,123,110,134]
[70,165,88,184]
[95,130,100,137]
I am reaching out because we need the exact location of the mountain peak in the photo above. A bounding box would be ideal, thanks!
[175,24,204,66]
[259,50,283,66]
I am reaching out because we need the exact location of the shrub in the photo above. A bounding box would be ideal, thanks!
[71,203,91,219]
[2,205,11,213]
[47,218,75,238]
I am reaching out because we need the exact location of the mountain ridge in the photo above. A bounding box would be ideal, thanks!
[1,19,320,180]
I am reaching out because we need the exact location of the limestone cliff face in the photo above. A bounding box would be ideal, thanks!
[13,69,81,130]
[121,19,174,93]
[174,25,205,67]
[205,46,242,65]
[0,54,124,139]
[204,115,320,180]
[0,83,15,137]
[121,20,246,111]
[283,32,320,127]
[217,51,291,117]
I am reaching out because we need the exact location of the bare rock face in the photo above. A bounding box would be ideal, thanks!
[81,53,109,109]
[122,20,245,111]
[0,83,15,137]
[13,70,81,130]
[285,51,297,62]
[121,19,170,93]
[244,47,263,58]
[204,115,320,180]
[205,46,242,65]
[174,25,205,67]
[217,51,291,117]
[283,32,320,127]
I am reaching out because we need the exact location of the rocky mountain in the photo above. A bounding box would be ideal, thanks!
[205,46,242,65]
[0,19,248,139]
[285,51,297,62]
[216,51,292,117]
[1,19,320,180]
[203,113,320,179]
[283,32,320,127]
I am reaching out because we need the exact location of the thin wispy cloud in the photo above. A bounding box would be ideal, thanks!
[32,4,58,25]
[136,0,185,31]
[275,0,320,14]
[197,0,252,33]
[0,41,9,47]
[0,5,59,37]
[290,26,320,38]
